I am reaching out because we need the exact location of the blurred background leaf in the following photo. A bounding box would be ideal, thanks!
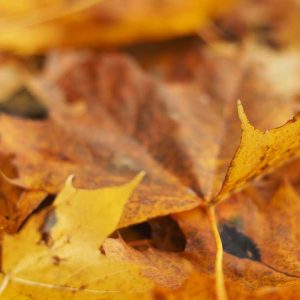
[0,0,237,54]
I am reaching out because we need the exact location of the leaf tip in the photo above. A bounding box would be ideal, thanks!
[237,100,250,128]
[126,171,146,191]
[0,170,19,186]
[133,171,146,185]
[65,174,75,187]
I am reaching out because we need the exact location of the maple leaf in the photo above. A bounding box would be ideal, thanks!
[214,102,300,203]
[1,41,300,232]
[0,172,159,299]
[0,113,200,230]
[33,42,300,204]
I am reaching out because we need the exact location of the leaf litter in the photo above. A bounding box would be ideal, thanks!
[0,0,300,299]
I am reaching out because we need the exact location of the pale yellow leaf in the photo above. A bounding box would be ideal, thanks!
[0,172,154,300]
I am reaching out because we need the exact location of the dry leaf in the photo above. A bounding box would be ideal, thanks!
[0,154,46,233]
[103,238,192,289]
[166,179,300,298]
[0,4,300,298]
[33,42,300,203]
[214,103,300,203]
[0,114,200,229]
[1,41,300,231]
[217,181,300,279]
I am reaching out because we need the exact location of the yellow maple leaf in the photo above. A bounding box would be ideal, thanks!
[0,172,154,300]
[213,102,300,203]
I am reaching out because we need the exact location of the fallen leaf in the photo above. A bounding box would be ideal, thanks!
[0,114,200,229]
[0,3,300,299]
[153,271,216,300]
[0,40,299,230]
[0,0,237,54]
[217,181,300,279]
[0,173,157,299]
[35,42,300,203]
[214,102,300,203]
[171,196,300,297]
[168,179,300,297]
[103,238,192,289]
[0,154,46,232]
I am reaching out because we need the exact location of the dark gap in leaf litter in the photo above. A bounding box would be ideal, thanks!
[117,216,186,252]
[0,87,48,120]
[220,224,261,261]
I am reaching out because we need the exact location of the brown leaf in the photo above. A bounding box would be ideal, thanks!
[35,41,300,201]
[217,181,300,279]
[0,154,46,232]
[0,39,299,230]
[103,238,192,289]
[171,201,300,299]
[0,114,200,229]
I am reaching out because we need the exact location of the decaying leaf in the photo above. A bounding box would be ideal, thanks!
[0,114,200,229]
[30,42,300,204]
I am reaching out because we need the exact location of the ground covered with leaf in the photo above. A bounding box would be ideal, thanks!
[0,0,300,299]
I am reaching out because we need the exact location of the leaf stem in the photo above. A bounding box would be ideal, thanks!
[208,205,228,300]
